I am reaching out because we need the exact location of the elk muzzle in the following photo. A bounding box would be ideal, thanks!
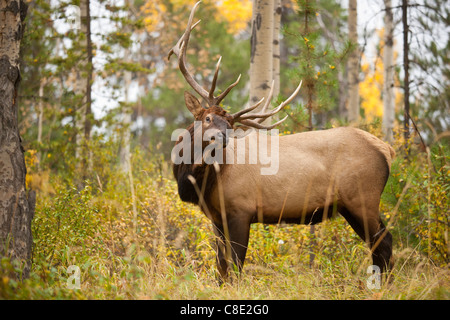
[204,129,229,148]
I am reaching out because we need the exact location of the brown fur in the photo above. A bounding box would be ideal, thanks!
[173,95,395,282]
[173,105,231,208]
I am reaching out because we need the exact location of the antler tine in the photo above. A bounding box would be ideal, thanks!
[167,1,210,104]
[178,40,210,102]
[239,80,302,123]
[230,81,271,121]
[214,73,241,106]
[167,0,201,60]
[260,80,275,114]
[167,19,201,61]
[233,80,302,129]
[256,80,302,123]
[209,56,222,100]
[209,56,242,105]
[168,1,241,108]
[239,115,289,130]
[231,97,265,120]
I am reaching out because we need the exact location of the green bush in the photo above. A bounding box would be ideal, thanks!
[2,138,448,299]
[382,143,449,266]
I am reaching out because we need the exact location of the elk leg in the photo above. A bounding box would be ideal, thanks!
[339,206,393,274]
[213,223,229,282]
[213,217,251,282]
[370,220,393,274]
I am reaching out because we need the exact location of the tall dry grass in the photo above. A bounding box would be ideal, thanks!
[1,142,448,300]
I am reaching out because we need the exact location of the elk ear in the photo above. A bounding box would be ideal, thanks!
[184,91,203,119]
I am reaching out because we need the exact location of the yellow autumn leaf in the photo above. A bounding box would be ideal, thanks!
[359,54,384,121]
[143,0,251,34]
[217,0,252,34]
[360,28,402,122]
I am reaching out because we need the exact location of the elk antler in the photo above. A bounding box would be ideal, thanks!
[167,1,241,108]
[232,80,303,130]
[168,1,302,130]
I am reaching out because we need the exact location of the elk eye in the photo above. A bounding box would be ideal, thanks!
[205,116,211,123]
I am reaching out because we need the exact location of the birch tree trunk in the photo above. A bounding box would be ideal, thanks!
[120,61,132,174]
[84,0,93,141]
[347,0,359,122]
[75,0,88,160]
[402,0,410,146]
[272,0,282,99]
[120,0,133,174]
[75,0,93,181]
[0,0,35,278]
[383,0,395,143]
[249,0,274,123]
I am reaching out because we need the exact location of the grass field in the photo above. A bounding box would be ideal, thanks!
[1,144,448,300]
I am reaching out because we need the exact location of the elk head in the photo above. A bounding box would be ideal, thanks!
[168,1,302,150]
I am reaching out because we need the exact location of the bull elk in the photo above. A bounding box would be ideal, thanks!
[169,2,395,281]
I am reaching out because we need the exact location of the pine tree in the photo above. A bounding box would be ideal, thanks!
[409,0,449,143]
[282,0,350,132]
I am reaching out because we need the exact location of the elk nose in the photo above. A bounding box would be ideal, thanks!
[210,131,223,141]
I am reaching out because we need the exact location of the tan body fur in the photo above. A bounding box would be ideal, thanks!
[210,127,394,225]
[196,127,395,280]
[169,2,394,282]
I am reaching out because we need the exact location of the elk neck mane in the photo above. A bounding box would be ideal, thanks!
[172,106,232,208]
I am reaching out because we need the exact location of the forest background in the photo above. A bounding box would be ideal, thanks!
[0,0,449,299]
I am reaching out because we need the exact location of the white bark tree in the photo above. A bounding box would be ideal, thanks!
[75,0,89,160]
[347,0,359,122]
[120,62,133,174]
[75,0,93,181]
[272,0,282,99]
[249,0,274,123]
[383,0,395,142]
[119,0,134,175]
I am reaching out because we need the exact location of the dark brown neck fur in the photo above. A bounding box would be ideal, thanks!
[173,106,231,208]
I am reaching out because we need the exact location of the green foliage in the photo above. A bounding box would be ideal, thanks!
[140,3,250,157]
[33,185,103,264]
[19,0,149,174]
[409,0,450,140]
[6,0,449,301]
[382,142,449,266]
[280,0,351,132]
[3,136,448,299]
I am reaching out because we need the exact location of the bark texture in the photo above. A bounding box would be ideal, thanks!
[249,0,274,121]
[272,0,281,99]
[0,0,35,278]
